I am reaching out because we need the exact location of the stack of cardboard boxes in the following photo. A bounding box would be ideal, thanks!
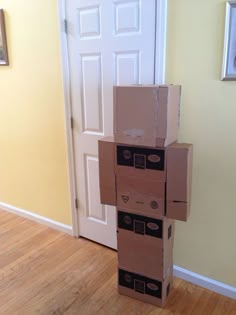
[98,85,193,307]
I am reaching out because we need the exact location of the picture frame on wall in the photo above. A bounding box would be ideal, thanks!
[222,1,236,80]
[0,8,9,66]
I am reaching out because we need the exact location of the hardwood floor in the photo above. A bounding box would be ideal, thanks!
[0,210,235,315]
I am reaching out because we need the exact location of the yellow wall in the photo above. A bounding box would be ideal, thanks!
[167,0,236,287]
[0,0,71,225]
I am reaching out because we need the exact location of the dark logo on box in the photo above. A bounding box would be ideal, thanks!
[134,220,145,235]
[134,154,146,169]
[168,225,172,239]
[117,145,165,171]
[121,195,129,204]
[134,279,145,294]
[147,283,159,291]
[123,215,132,225]
[118,211,163,239]
[147,222,159,231]
[150,201,158,209]
[147,154,161,163]
[167,283,170,296]
[119,269,162,299]
[124,274,132,283]
[123,150,132,160]
[136,201,144,205]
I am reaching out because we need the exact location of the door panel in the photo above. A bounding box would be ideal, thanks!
[67,0,156,249]
[80,54,103,134]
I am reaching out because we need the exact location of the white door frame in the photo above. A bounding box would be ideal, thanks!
[57,0,167,237]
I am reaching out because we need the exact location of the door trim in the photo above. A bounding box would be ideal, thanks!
[155,0,167,84]
[58,0,79,237]
[57,0,167,237]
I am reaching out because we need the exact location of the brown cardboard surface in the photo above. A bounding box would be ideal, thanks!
[166,143,193,221]
[114,85,181,147]
[115,143,166,181]
[116,175,165,217]
[117,229,173,279]
[117,209,175,279]
[98,137,116,206]
[118,266,173,307]
[167,143,193,202]
[166,201,190,222]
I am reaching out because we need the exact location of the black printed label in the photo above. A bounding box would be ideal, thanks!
[134,154,146,169]
[118,211,163,239]
[134,279,145,294]
[117,145,165,171]
[134,220,145,235]
[121,195,129,203]
[119,269,162,299]
[168,225,172,239]
[166,283,170,297]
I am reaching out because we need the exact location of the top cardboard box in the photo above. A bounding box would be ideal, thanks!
[114,85,181,148]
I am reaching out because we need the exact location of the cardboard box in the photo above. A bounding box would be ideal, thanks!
[166,201,191,222]
[117,209,174,279]
[114,85,181,147]
[116,144,166,181]
[166,143,193,221]
[118,266,173,307]
[116,175,165,217]
[98,138,193,221]
[98,137,116,206]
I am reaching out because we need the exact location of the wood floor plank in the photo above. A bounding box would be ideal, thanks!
[212,295,236,315]
[0,236,84,312]
[0,209,235,315]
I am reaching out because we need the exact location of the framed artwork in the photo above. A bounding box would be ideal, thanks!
[222,1,236,80]
[0,9,9,65]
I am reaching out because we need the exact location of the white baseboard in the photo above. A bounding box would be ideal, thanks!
[173,265,236,300]
[0,202,73,235]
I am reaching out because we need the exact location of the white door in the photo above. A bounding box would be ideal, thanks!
[66,0,157,249]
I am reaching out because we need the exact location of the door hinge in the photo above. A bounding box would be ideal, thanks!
[64,19,68,34]
[75,198,79,209]
[71,117,74,129]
